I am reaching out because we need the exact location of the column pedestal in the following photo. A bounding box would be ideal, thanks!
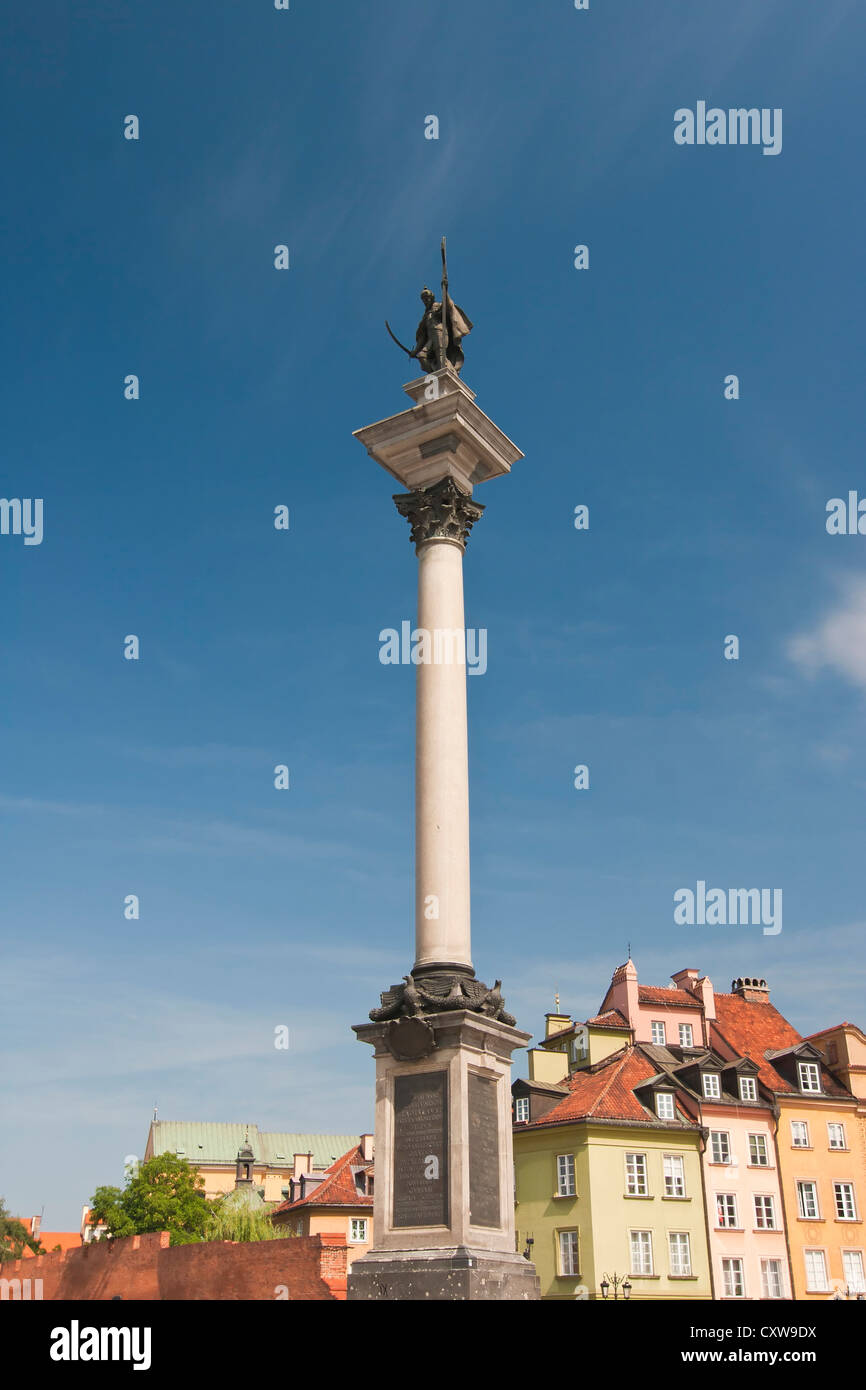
[347,1010,540,1302]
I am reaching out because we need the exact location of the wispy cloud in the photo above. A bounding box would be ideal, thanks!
[788,577,866,690]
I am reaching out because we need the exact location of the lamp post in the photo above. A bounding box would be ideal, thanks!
[600,1272,632,1301]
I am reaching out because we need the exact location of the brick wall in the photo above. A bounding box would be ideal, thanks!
[0,1232,347,1301]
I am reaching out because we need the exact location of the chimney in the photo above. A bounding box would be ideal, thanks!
[731,976,770,1004]
[605,958,639,1028]
[293,1151,313,1177]
[360,1133,374,1163]
[672,968,715,1023]
[671,968,699,989]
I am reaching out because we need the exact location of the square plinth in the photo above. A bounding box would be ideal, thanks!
[347,1247,541,1302]
[353,369,523,494]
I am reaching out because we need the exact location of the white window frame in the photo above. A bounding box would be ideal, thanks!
[842,1249,866,1293]
[514,1096,529,1124]
[834,1182,857,1221]
[798,1061,821,1094]
[651,1020,666,1045]
[739,1076,757,1102]
[748,1133,769,1167]
[797,1181,820,1220]
[663,1153,685,1198]
[721,1257,745,1298]
[349,1218,368,1244]
[655,1091,675,1120]
[629,1229,653,1276]
[761,1258,784,1299]
[558,1229,579,1276]
[702,1072,721,1099]
[791,1120,810,1148]
[668,1231,692,1277]
[827,1122,846,1150]
[804,1248,829,1292]
[625,1151,648,1197]
[754,1194,777,1230]
[556,1153,576,1197]
[710,1130,731,1164]
[678,1023,694,1047]
[716,1192,739,1229]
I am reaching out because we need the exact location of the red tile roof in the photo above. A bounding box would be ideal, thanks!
[585,1009,630,1029]
[712,993,850,1097]
[525,1047,693,1128]
[272,1145,373,1213]
[638,986,700,1008]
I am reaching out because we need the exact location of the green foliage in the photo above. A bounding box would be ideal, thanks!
[204,1198,293,1244]
[88,1154,210,1246]
[0,1196,44,1263]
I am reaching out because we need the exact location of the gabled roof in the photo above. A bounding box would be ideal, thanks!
[585,1009,631,1030]
[712,994,851,1098]
[522,1046,698,1130]
[272,1145,373,1213]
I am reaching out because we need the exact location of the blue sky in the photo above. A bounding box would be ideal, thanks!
[2,0,865,1229]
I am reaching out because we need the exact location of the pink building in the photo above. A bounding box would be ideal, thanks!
[598,960,792,1299]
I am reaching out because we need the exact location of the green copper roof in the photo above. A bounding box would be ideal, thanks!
[145,1122,358,1170]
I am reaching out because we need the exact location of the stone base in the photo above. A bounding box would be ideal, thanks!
[347,1247,540,1302]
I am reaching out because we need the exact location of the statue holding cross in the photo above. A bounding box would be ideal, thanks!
[386,237,473,375]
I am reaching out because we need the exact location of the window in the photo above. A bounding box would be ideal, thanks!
[629,1230,653,1275]
[656,1092,675,1120]
[761,1259,784,1299]
[651,1020,666,1045]
[797,1181,819,1219]
[710,1130,731,1164]
[625,1152,648,1197]
[739,1076,757,1102]
[558,1230,579,1276]
[349,1218,368,1243]
[748,1133,769,1166]
[716,1193,739,1229]
[842,1250,866,1293]
[556,1154,576,1196]
[798,1062,821,1094]
[828,1122,846,1150]
[663,1153,685,1198]
[679,1024,694,1047]
[721,1257,745,1298]
[514,1097,529,1123]
[834,1182,857,1220]
[669,1231,692,1276]
[791,1120,810,1148]
[754,1194,777,1230]
[804,1249,828,1292]
[702,1072,721,1099]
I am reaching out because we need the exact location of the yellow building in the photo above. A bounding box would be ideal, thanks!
[143,1120,359,1204]
[513,1045,711,1301]
[271,1138,374,1269]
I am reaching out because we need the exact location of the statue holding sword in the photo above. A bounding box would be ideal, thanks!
[386,237,473,375]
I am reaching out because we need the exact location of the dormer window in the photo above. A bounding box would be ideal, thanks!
[656,1092,676,1120]
[739,1076,757,1103]
[702,1073,721,1099]
[514,1097,530,1124]
[798,1062,821,1094]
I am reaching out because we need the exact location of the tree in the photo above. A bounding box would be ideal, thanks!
[0,1197,44,1263]
[204,1197,293,1244]
[88,1154,210,1247]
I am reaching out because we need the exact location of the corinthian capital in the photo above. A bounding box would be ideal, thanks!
[393,476,485,551]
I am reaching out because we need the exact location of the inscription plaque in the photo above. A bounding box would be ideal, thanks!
[392,1070,449,1228]
[468,1071,501,1228]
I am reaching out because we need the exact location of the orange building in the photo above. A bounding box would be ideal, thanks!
[271,1138,374,1270]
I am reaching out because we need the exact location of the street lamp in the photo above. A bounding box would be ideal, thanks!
[600,1272,632,1301]
[523,1236,534,1261]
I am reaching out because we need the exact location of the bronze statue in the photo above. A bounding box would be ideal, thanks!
[386,237,473,375]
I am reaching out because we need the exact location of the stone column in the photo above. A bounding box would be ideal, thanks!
[393,477,483,975]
